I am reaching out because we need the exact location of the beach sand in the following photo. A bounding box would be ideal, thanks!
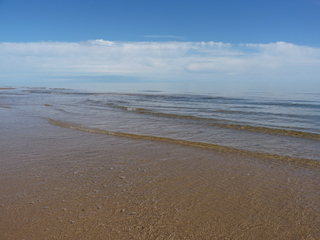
[1,108,320,240]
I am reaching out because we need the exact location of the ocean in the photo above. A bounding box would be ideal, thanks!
[1,87,320,162]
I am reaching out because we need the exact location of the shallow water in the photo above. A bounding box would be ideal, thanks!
[1,87,319,162]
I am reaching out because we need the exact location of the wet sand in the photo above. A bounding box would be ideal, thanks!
[1,108,320,239]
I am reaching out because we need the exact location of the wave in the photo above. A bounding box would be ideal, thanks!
[107,103,320,141]
[254,101,320,109]
[109,93,320,109]
[47,118,320,168]
[104,93,245,102]
[0,105,11,109]
[212,109,318,119]
[24,89,320,107]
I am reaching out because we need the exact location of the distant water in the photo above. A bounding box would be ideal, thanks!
[1,87,320,161]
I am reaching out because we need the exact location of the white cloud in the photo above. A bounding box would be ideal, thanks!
[143,35,184,39]
[1,40,320,86]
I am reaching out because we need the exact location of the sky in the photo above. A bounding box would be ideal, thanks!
[1,0,320,93]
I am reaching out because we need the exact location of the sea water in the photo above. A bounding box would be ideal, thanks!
[1,87,319,161]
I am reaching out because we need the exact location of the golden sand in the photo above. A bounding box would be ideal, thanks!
[1,112,320,239]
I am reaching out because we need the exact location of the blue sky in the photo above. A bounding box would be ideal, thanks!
[1,0,320,92]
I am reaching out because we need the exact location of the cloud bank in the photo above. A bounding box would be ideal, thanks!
[1,40,320,89]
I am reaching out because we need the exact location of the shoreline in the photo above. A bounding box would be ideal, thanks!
[1,108,320,239]
[47,117,320,168]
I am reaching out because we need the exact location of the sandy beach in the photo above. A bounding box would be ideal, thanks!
[1,106,320,240]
